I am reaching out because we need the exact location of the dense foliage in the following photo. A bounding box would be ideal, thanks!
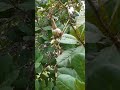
[35,0,85,90]
[86,0,120,90]
[0,0,34,90]
[1,0,119,90]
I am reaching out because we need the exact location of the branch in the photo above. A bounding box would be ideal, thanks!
[59,0,85,46]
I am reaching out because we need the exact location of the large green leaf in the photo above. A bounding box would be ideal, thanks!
[56,48,76,67]
[58,67,79,79]
[57,34,79,44]
[71,54,85,82]
[56,74,76,90]
[75,79,85,90]
[56,74,85,90]
[57,46,84,67]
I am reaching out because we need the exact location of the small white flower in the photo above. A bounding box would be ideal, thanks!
[68,7,74,15]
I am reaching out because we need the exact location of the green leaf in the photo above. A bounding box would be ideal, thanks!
[78,25,85,41]
[36,55,43,63]
[75,79,85,90]
[70,25,85,42]
[35,49,43,63]
[35,63,43,73]
[71,54,85,82]
[35,80,40,90]
[57,34,79,44]
[39,80,47,89]
[35,63,41,69]
[58,67,79,79]
[46,81,54,90]
[42,26,51,31]
[56,48,76,67]
[35,27,40,31]
[56,74,76,90]
[57,46,84,67]
[0,2,13,12]
[35,49,41,60]
[86,22,104,43]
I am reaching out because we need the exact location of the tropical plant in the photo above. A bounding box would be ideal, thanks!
[35,0,85,90]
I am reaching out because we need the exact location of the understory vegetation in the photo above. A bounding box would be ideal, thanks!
[0,0,34,90]
[35,0,85,90]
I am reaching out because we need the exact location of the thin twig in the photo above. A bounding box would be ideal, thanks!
[63,19,69,33]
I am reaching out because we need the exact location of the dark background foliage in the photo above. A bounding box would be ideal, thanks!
[0,0,34,90]
[86,0,120,90]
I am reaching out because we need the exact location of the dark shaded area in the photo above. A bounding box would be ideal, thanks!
[86,0,120,90]
[0,0,35,90]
